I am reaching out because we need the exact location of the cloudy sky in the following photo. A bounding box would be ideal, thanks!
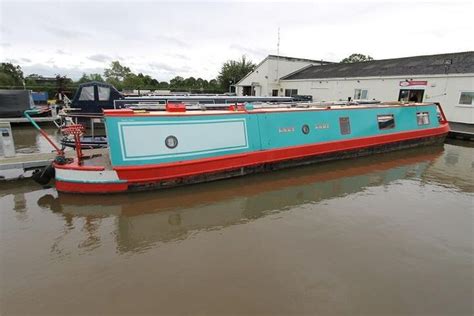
[0,0,472,81]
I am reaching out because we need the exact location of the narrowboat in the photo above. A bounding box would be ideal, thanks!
[34,102,449,194]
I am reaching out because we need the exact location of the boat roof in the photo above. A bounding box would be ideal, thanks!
[104,102,435,117]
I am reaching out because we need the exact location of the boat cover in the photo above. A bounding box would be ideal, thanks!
[70,81,123,114]
[0,89,34,118]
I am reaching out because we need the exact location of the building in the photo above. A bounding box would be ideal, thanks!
[235,55,332,97]
[280,51,474,134]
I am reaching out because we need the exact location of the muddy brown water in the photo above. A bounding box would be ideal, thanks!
[1,127,473,315]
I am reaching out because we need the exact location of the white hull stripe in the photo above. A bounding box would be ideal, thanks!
[55,168,125,183]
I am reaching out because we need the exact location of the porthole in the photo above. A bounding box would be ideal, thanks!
[165,135,178,149]
[302,124,310,134]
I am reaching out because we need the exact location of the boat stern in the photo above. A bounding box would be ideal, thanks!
[54,161,128,194]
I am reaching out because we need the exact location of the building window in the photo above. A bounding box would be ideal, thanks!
[79,86,95,101]
[377,114,395,130]
[285,89,298,97]
[339,117,351,135]
[459,92,474,105]
[272,89,278,96]
[354,89,368,99]
[416,112,430,125]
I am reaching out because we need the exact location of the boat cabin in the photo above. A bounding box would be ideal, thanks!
[71,82,123,114]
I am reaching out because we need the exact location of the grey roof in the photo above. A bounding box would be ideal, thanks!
[236,54,334,85]
[281,51,474,80]
[266,54,334,64]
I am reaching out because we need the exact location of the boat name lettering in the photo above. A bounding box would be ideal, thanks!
[315,123,330,129]
[278,127,295,133]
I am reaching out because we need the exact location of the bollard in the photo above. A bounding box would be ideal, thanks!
[0,122,16,158]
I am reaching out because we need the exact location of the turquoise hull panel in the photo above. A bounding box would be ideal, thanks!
[105,105,440,167]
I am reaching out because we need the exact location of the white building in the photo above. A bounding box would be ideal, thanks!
[279,51,474,134]
[235,55,331,97]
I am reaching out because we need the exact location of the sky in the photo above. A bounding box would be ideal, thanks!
[0,0,473,81]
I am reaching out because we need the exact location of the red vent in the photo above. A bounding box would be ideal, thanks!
[228,103,245,111]
[166,103,186,112]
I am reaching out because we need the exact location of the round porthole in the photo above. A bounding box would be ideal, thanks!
[302,124,310,134]
[165,135,178,149]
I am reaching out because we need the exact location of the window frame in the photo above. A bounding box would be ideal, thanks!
[78,86,95,101]
[98,86,110,101]
[459,92,474,105]
[416,112,430,126]
[339,117,351,135]
[284,89,298,97]
[354,89,368,100]
[377,114,396,130]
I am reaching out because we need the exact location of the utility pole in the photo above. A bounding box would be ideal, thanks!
[276,27,280,82]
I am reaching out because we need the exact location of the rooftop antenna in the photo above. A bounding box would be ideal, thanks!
[276,27,280,82]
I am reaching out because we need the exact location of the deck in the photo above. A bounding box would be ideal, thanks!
[0,148,107,180]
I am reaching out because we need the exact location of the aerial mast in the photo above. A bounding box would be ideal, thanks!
[276,27,280,83]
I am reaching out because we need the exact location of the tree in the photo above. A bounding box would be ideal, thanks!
[77,73,104,84]
[0,62,24,86]
[340,53,374,63]
[170,76,184,88]
[217,55,256,92]
[104,61,131,88]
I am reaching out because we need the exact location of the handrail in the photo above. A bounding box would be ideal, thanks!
[24,109,64,156]
[434,102,448,124]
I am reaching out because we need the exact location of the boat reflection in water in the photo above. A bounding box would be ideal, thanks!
[37,146,451,253]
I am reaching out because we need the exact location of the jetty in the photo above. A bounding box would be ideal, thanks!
[0,148,106,180]
[0,116,58,124]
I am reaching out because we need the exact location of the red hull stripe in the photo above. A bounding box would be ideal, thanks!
[114,124,449,182]
[55,180,128,193]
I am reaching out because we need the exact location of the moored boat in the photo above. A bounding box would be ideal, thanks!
[32,102,449,194]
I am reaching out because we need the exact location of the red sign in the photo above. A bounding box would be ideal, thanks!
[400,80,428,87]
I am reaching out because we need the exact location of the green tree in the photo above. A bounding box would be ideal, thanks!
[170,76,184,89]
[104,61,131,88]
[77,73,104,84]
[217,55,256,92]
[0,62,24,86]
[24,74,41,86]
[340,53,374,63]
[158,81,169,89]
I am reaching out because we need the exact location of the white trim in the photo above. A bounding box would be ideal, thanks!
[117,118,249,161]
[55,168,123,183]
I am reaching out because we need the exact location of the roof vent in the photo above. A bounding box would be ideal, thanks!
[166,103,186,112]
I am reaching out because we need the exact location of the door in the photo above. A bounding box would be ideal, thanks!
[399,89,424,102]
[242,86,252,96]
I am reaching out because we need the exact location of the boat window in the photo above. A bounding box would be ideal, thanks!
[339,117,351,135]
[459,92,474,105]
[98,86,110,101]
[377,114,395,130]
[78,86,95,101]
[354,89,368,99]
[302,124,310,134]
[416,112,430,125]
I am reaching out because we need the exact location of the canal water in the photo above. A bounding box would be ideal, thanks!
[1,127,473,315]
